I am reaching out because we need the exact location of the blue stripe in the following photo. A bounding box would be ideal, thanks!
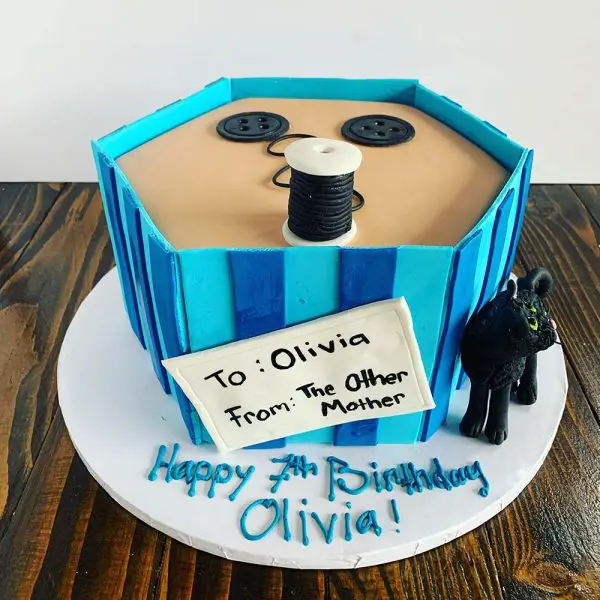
[284,247,340,444]
[92,145,144,347]
[378,246,453,443]
[422,230,483,440]
[229,250,286,449]
[501,150,534,285]
[141,217,204,445]
[142,225,188,359]
[456,190,516,391]
[475,190,516,312]
[117,182,168,392]
[334,247,398,446]
[455,212,496,390]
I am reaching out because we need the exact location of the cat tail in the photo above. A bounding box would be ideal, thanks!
[517,267,553,298]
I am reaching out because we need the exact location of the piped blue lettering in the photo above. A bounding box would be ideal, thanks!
[229,465,256,502]
[310,512,338,544]
[240,498,280,541]
[147,443,180,482]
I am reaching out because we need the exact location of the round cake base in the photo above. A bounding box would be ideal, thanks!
[57,269,567,569]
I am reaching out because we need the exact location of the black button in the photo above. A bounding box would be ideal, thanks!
[216,111,289,142]
[341,114,415,147]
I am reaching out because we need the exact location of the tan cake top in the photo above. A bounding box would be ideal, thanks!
[117,98,509,250]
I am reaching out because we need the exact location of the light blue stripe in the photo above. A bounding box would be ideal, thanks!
[179,248,236,352]
[501,151,534,285]
[378,246,453,444]
[284,247,339,326]
[179,248,237,444]
[491,185,519,293]
[231,77,418,104]
[284,246,340,444]
[470,213,496,316]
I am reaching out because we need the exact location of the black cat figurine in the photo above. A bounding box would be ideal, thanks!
[460,268,557,445]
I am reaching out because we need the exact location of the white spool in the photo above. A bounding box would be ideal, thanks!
[283,138,362,247]
[284,137,363,176]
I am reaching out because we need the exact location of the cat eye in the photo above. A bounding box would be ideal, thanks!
[528,317,539,331]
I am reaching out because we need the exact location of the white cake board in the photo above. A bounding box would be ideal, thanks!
[57,269,567,569]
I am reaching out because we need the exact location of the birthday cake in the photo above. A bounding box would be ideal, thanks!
[91,77,534,451]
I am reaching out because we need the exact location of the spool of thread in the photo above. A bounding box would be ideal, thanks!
[282,138,362,247]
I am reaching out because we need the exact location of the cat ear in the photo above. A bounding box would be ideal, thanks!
[506,279,517,298]
[518,268,553,298]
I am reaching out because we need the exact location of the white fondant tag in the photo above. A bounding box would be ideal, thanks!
[163,299,435,453]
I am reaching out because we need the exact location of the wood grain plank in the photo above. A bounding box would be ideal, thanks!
[328,525,504,600]
[0,183,111,542]
[229,563,283,600]
[0,183,63,286]
[572,185,600,236]
[54,458,98,598]
[517,185,600,416]
[0,414,75,600]
[282,569,326,600]
[32,451,97,599]
[483,361,600,599]
[153,538,171,600]
[190,549,233,600]
[121,521,161,600]
[70,485,137,599]
[163,541,197,599]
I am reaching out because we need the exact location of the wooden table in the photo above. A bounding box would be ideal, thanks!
[0,183,598,599]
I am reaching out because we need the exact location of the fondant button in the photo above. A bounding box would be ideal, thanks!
[341,115,415,147]
[284,138,363,176]
[216,111,290,142]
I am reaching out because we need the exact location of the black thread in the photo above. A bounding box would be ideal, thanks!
[274,166,363,211]
[287,169,356,242]
[267,133,315,156]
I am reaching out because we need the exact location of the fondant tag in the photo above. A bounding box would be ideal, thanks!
[163,299,435,452]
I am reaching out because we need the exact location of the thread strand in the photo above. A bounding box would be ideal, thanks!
[287,169,355,242]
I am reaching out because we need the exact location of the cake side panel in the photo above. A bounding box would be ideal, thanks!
[231,78,418,104]
[114,169,169,392]
[228,249,287,449]
[474,190,518,313]
[285,247,340,444]
[91,145,145,347]
[456,151,531,389]
[333,247,399,447]
[141,215,205,445]
[179,248,237,444]
[455,188,518,390]
[377,246,454,443]
[422,231,483,440]
[501,150,535,285]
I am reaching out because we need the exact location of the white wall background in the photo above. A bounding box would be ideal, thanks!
[1,0,598,183]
